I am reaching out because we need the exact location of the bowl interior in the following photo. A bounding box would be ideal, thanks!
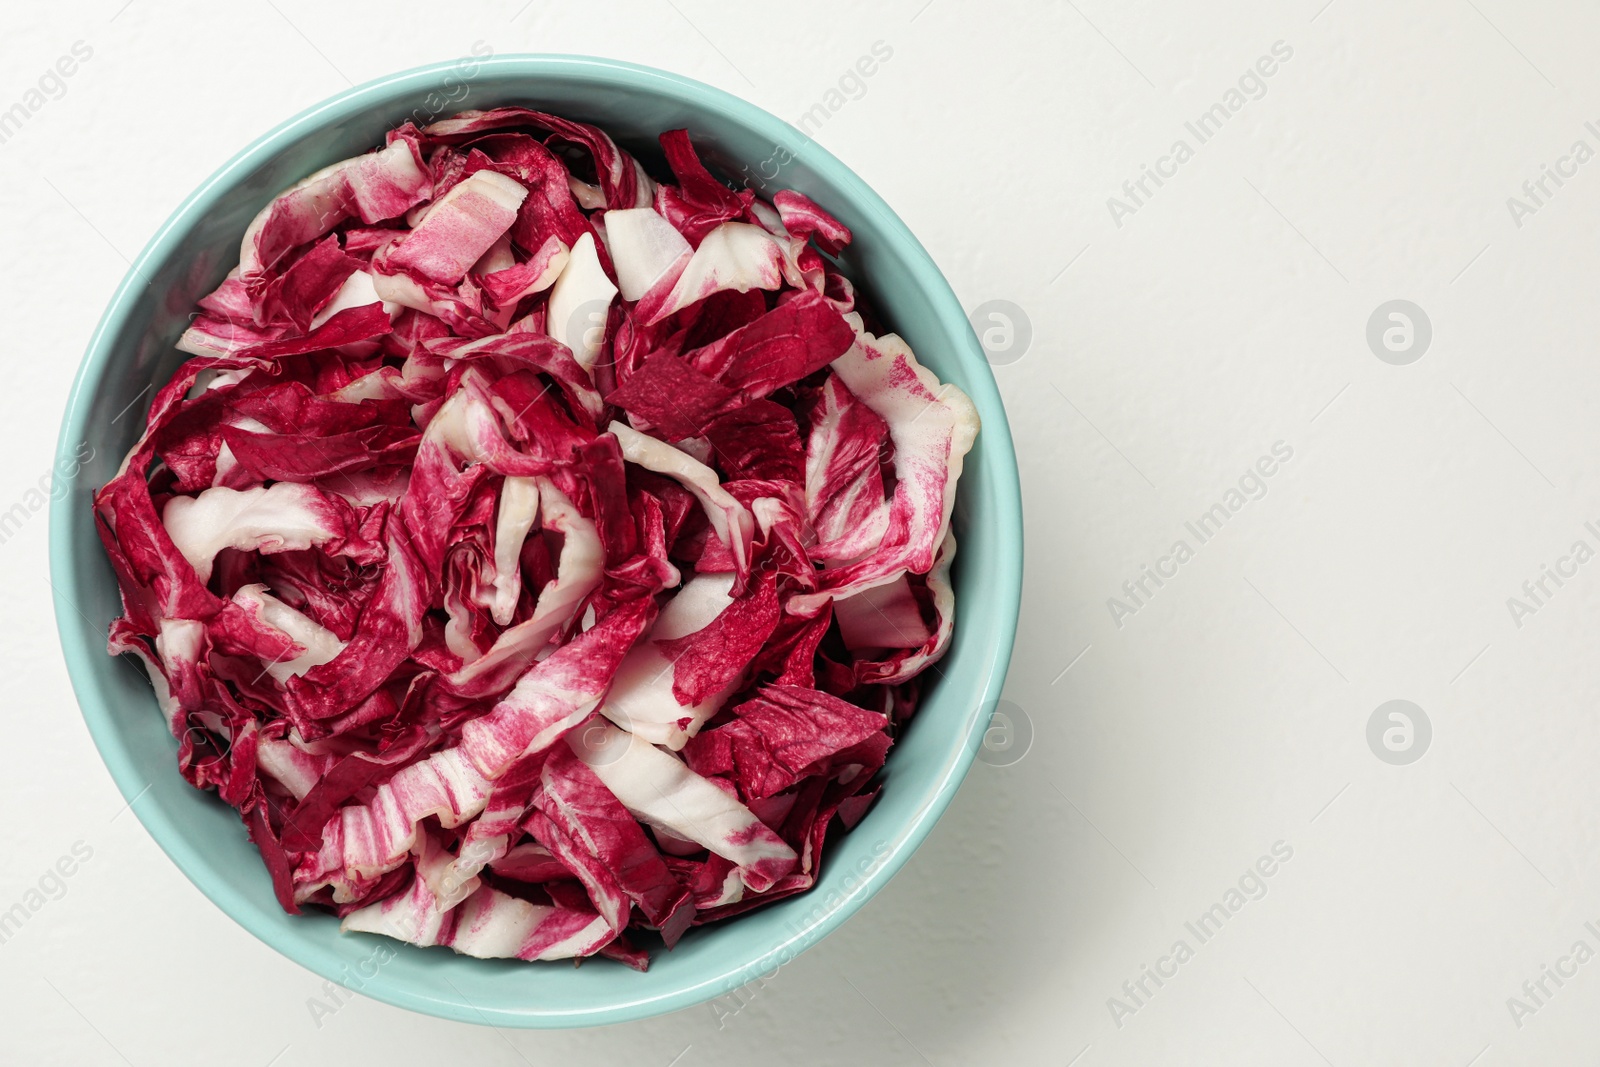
[49,55,1022,1027]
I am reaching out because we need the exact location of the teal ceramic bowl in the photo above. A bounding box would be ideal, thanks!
[49,55,1022,1027]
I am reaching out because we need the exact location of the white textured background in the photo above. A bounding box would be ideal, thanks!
[4,1,1599,1064]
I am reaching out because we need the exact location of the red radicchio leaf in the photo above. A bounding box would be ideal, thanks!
[531,743,693,937]
[683,289,855,402]
[655,128,755,244]
[602,348,741,440]
[702,400,804,483]
[279,725,432,852]
[681,684,891,801]
[772,189,852,256]
[653,568,781,707]
[247,802,302,915]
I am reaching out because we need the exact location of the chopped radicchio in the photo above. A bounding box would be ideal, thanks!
[94,110,978,969]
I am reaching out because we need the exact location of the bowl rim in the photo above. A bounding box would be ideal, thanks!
[49,52,1023,1027]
